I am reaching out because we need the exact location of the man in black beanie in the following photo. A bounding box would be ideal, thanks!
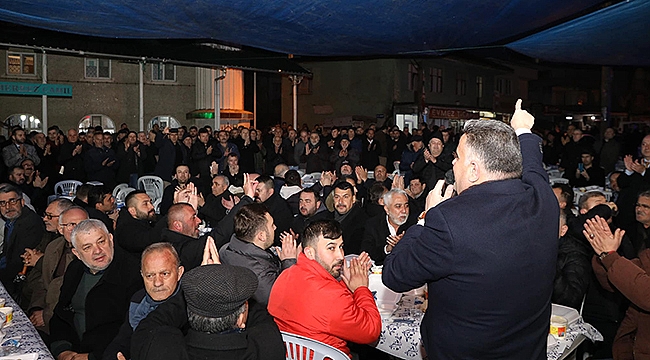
[130,264,285,360]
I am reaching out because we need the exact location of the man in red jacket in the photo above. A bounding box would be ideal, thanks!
[268,220,381,358]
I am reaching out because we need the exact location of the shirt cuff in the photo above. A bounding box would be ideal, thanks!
[384,245,390,255]
[515,128,532,136]
[625,169,634,176]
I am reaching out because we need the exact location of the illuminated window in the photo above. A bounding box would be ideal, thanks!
[85,58,111,79]
[79,114,115,132]
[4,114,42,132]
[7,53,36,75]
[152,63,176,81]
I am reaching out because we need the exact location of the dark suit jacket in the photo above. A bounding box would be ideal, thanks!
[49,248,142,359]
[337,204,368,255]
[360,213,415,265]
[383,133,559,359]
[0,207,46,294]
[114,209,166,256]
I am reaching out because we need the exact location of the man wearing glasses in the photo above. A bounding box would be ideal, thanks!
[0,184,45,296]
[22,206,88,335]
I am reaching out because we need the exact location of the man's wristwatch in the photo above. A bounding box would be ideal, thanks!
[598,251,615,261]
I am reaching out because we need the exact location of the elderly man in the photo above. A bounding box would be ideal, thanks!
[291,188,333,236]
[2,127,40,168]
[102,243,184,360]
[383,100,559,359]
[332,181,368,255]
[58,129,86,182]
[132,264,285,360]
[361,189,415,265]
[413,132,452,190]
[23,206,88,333]
[268,220,381,357]
[114,190,165,256]
[219,203,298,305]
[0,184,45,295]
[254,176,292,242]
[50,219,142,360]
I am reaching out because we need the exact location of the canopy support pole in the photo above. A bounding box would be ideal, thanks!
[253,72,257,129]
[139,60,144,131]
[214,68,226,131]
[289,75,303,130]
[42,51,47,130]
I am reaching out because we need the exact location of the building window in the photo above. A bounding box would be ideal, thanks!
[79,114,115,133]
[85,58,111,79]
[408,64,419,91]
[430,68,443,93]
[476,76,483,105]
[148,115,181,131]
[455,73,466,96]
[7,53,36,75]
[4,114,42,133]
[152,63,176,81]
[496,78,512,95]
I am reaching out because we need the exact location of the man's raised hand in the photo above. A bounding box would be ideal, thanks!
[510,99,535,131]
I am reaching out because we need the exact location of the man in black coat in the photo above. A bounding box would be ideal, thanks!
[197,175,231,227]
[361,128,382,170]
[85,186,117,234]
[190,128,220,193]
[49,219,142,360]
[383,101,559,359]
[412,132,452,191]
[84,132,119,189]
[0,184,46,296]
[114,191,166,256]
[290,188,333,236]
[154,128,188,183]
[360,189,416,265]
[58,129,86,182]
[131,265,285,360]
[332,181,368,255]
[161,203,208,271]
[159,164,202,216]
[254,176,292,244]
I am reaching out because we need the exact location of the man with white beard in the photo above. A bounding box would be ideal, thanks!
[360,189,415,264]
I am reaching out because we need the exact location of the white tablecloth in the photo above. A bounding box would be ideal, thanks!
[0,283,54,360]
[375,295,602,360]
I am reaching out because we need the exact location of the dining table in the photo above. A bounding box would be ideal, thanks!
[375,295,603,360]
[0,282,54,360]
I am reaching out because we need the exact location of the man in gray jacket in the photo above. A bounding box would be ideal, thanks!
[219,203,298,305]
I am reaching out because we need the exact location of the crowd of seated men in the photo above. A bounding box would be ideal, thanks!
[0,118,647,360]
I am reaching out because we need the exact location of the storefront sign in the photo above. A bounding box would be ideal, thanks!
[428,107,471,120]
[0,82,72,97]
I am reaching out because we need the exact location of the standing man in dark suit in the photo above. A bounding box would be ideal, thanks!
[154,128,188,183]
[383,100,559,359]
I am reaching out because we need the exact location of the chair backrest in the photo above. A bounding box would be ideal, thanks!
[113,183,129,198]
[115,187,136,203]
[137,176,164,201]
[54,180,83,196]
[281,332,348,360]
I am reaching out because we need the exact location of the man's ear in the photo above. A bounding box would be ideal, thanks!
[560,224,569,237]
[71,248,81,260]
[304,246,316,260]
[127,207,137,217]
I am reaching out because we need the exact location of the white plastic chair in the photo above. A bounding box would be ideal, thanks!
[115,186,136,203]
[54,180,83,196]
[281,332,348,360]
[113,183,129,198]
[137,176,164,203]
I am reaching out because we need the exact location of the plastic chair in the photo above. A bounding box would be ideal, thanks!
[281,332,348,360]
[115,186,136,203]
[113,183,129,198]
[54,180,83,196]
[137,176,164,203]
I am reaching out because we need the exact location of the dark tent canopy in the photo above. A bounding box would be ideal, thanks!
[0,0,648,66]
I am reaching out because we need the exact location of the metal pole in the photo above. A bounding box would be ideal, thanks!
[42,52,47,130]
[253,72,257,129]
[139,61,144,131]
[214,68,226,131]
[289,75,303,130]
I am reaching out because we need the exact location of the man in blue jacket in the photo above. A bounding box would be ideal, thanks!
[383,100,558,359]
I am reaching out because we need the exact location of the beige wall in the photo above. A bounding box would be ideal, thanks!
[0,50,196,132]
